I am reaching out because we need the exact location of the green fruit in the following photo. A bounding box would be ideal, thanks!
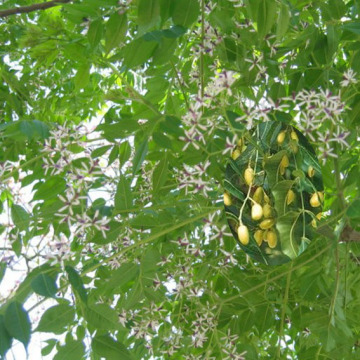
[260,218,275,230]
[253,187,263,204]
[267,230,277,248]
[263,204,272,218]
[254,229,263,246]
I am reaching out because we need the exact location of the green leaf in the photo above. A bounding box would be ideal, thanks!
[74,63,91,90]
[119,141,131,166]
[138,0,160,31]
[153,132,173,149]
[257,0,277,39]
[132,139,148,174]
[91,145,112,158]
[41,339,57,356]
[0,315,12,358]
[0,262,6,285]
[114,174,133,211]
[276,211,301,259]
[347,199,360,218]
[123,37,158,68]
[152,153,168,195]
[65,266,88,304]
[99,263,139,295]
[4,302,31,348]
[53,340,85,360]
[87,19,104,48]
[11,204,29,231]
[31,273,57,298]
[276,3,290,39]
[171,0,200,27]
[92,335,134,360]
[33,176,67,201]
[36,305,75,334]
[105,13,127,53]
[84,304,119,330]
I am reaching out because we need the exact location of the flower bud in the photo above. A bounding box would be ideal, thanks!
[224,192,232,206]
[237,225,249,245]
[251,203,263,221]
[244,167,254,186]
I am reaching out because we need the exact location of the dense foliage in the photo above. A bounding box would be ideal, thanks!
[0,0,360,359]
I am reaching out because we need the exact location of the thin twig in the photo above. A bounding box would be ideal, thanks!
[0,0,72,18]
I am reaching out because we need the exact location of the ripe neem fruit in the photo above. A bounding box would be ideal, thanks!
[224,192,232,206]
[237,225,249,245]
[224,121,324,265]
[251,203,263,220]
[244,167,254,185]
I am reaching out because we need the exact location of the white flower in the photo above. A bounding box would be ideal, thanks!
[340,69,357,87]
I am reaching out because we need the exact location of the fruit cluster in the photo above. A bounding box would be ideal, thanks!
[224,122,324,265]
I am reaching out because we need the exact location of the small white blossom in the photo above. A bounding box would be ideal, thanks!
[340,69,357,87]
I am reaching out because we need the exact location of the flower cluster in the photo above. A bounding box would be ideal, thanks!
[178,160,212,197]
[235,89,350,164]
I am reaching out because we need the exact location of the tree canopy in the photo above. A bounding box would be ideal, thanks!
[0,0,360,359]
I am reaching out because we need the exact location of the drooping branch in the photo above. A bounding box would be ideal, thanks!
[0,0,73,18]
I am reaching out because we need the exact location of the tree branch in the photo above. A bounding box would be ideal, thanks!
[0,0,73,18]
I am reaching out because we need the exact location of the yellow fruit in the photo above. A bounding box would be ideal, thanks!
[254,230,263,246]
[237,138,243,148]
[231,148,241,160]
[286,189,296,205]
[291,130,299,142]
[263,204,272,218]
[251,203,263,221]
[280,155,290,168]
[260,218,275,230]
[224,192,232,206]
[310,192,322,207]
[237,225,249,245]
[279,164,285,176]
[311,212,322,228]
[264,192,270,204]
[244,167,254,186]
[277,131,286,145]
[307,165,315,178]
[267,230,277,248]
[253,187,263,204]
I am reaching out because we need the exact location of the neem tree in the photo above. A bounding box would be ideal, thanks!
[0,0,360,359]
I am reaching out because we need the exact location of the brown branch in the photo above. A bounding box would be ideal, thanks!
[341,225,360,243]
[0,0,73,18]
